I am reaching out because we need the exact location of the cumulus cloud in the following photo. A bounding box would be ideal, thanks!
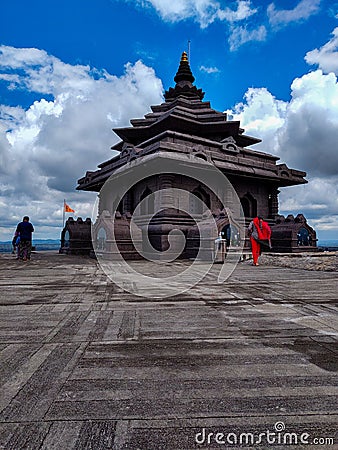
[120,0,323,53]
[228,24,267,51]
[278,70,338,176]
[226,87,287,149]
[127,0,320,50]
[132,0,266,49]
[0,46,96,96]
[0,105,25,176]
[228,70,338,176]
[279,178,338,237]
[280,178,338,218]
[227,69,338,235]
[133,0,258,28]
[199,65,220,74]
[0,46,164,240]
[305,27,338,74]
[216,0,257,22]
[135,0,219,26]
[267,0,321,28]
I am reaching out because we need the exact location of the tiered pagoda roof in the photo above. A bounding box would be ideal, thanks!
[77,52,306,191]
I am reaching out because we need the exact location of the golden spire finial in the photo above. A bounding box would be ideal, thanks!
[181,51,188,62]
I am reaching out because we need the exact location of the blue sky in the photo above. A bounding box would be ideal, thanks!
[1,0,338,240]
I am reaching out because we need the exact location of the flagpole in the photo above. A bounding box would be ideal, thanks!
[63,199,65,229]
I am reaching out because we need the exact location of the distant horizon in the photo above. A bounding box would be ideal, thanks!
[1,238,338,245]
[1,0,338,240]
[0,238,61,244]
[1,217,337,242]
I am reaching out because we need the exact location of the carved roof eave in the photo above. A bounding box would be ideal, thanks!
[95,128,280,173]
[131,104,227,126]
[113,114,260,147]
[109,130,268,159]
[214,160,307,186]
[77,151,211,191]
[77,146,307,192]
[150,97,212,113]
[164,85,205,101]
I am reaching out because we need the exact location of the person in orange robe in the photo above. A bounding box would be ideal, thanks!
[248,216,271,266]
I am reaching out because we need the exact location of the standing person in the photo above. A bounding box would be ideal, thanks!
[11,231,20,259]
[248,216,271,266]
[16,216,34,261]
[11,231,18,254]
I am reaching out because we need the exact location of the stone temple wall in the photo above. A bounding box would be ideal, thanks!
[270,214,317,252]
[60,217,93,255]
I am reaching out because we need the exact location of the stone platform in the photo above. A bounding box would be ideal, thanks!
[0,252,337,449]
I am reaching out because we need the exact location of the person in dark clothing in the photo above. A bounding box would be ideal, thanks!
[11,231,20,258]
[16,216,34,261]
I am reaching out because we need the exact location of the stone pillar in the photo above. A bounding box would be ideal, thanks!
[269,188,279,219]
[98,192,105,216]
[158,174,175,209]
[124,190,133,214]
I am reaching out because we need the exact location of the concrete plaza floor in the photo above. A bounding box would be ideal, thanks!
[0,252,337,449]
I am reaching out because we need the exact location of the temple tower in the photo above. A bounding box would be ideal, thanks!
[76,52,316,256]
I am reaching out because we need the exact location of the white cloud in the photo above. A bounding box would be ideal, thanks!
[0,45,96,96]
[227,69,338,236]
[199,65,220,74]
[133,0,258,28]
[131,0,320,35]
[226,87,287,150]
[228,70,338,176]
[280,178,338,217]
[216,0,257,22]
[278,70,338,176]
[0,105,25,176]
[0,46,164,240]
[125,1,268,51]
[267,0,321,28]
[0,121,11,175]
[279,179,338,239]
[137,0,218,26]
[305,27,338,74]
[228,24,267,51]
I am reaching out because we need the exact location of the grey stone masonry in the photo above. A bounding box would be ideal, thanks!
[0,252,337,449]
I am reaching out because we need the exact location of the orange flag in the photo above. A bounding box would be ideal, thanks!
[64,202,75,213]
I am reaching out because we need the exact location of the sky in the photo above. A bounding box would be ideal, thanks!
[0,0,338,241]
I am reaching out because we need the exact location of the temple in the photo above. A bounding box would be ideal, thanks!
[70,52,317,257]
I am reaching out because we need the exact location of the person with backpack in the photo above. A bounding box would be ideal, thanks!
[248,216,271,266]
